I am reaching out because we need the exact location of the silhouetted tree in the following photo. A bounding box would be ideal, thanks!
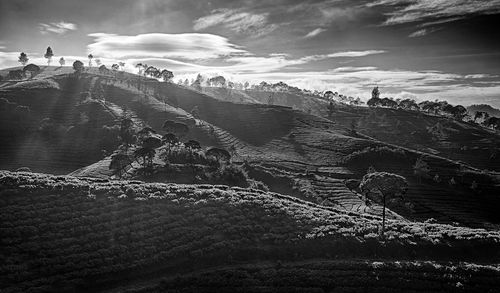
[372,86,380,100]
[44,46,54,66]
[88,54,94,67]
[160,69,174,82]
[18,52,29,66]
[72,60,84,73]
[360,172,408,235]
[59,57,65,66]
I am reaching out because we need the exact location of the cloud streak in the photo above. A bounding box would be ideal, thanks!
[39,21,77,34]
[193,9,277,36]
[304,28,326,38]
[370,0,500,25]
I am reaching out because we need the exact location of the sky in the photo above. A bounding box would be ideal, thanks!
[1,0,500,107]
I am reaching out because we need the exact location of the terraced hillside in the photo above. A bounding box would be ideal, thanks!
[2,171,500,293]
[2,67,500,228]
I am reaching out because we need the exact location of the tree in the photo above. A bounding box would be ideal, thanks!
[367,97,381,107]
[59,57,65,67]
[208,75,226,87]
[95,59,101,67]
[244,81,249,90]
[324,90,334,100]
[18,52,29,66]
[109,153,132,178]
[371,86,380,100]
[206,147,231,163]
[359,172,408,235]
[72,60,84,73]
[413,156,430,183]
[160,69,174,82]
[474,111,489,123]
[44,47,54,66]
[99,65,108,75]
[23,64,40,79]
[145,66,160,78]
[111,64,119,72]
[88,54,94,67]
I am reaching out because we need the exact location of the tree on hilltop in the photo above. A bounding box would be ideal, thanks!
[59,57,65,67]
[72,60,84,74]
[44,47,54,66]
[372,86,380,100]
[18,52,29,66]
[87,54,93,67]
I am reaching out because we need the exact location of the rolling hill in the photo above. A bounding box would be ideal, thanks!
[2,66,500,291]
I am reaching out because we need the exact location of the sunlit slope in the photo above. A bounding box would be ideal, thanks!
[2,171,500,292]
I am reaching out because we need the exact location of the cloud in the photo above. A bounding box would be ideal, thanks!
[193,9,278,36]
[87,33,248,60]
[301,50,386,62]
[408,27,443,37]
[304,28,326,38]
[369,0,500,25]
[39,21,77,34]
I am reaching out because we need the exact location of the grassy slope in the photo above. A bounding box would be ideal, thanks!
[1,171,500,292]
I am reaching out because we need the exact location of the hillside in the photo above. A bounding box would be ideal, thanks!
[2,171,500,292]
[1,67,500,228]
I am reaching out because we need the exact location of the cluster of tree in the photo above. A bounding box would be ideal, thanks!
[323,90,363,106]
[135,63,174,82]
[366,87,470,121]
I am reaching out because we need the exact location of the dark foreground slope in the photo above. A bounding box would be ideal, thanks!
[1,171,500,292]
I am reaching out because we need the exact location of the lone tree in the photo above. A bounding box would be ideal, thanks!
[360,172,408,235]
[88,54,94,67]
[44,47,54,66]
[18,52,29,66]
[59,57,65,66]
[72,60,84,73]
[372,86,380,100]
[95,59,101,67]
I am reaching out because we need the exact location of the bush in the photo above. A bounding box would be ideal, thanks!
[209,164,248,187]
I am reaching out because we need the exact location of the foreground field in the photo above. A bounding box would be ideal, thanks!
[1,171,500,292]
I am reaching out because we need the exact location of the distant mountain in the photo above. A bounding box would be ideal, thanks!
[467,104,500,118]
